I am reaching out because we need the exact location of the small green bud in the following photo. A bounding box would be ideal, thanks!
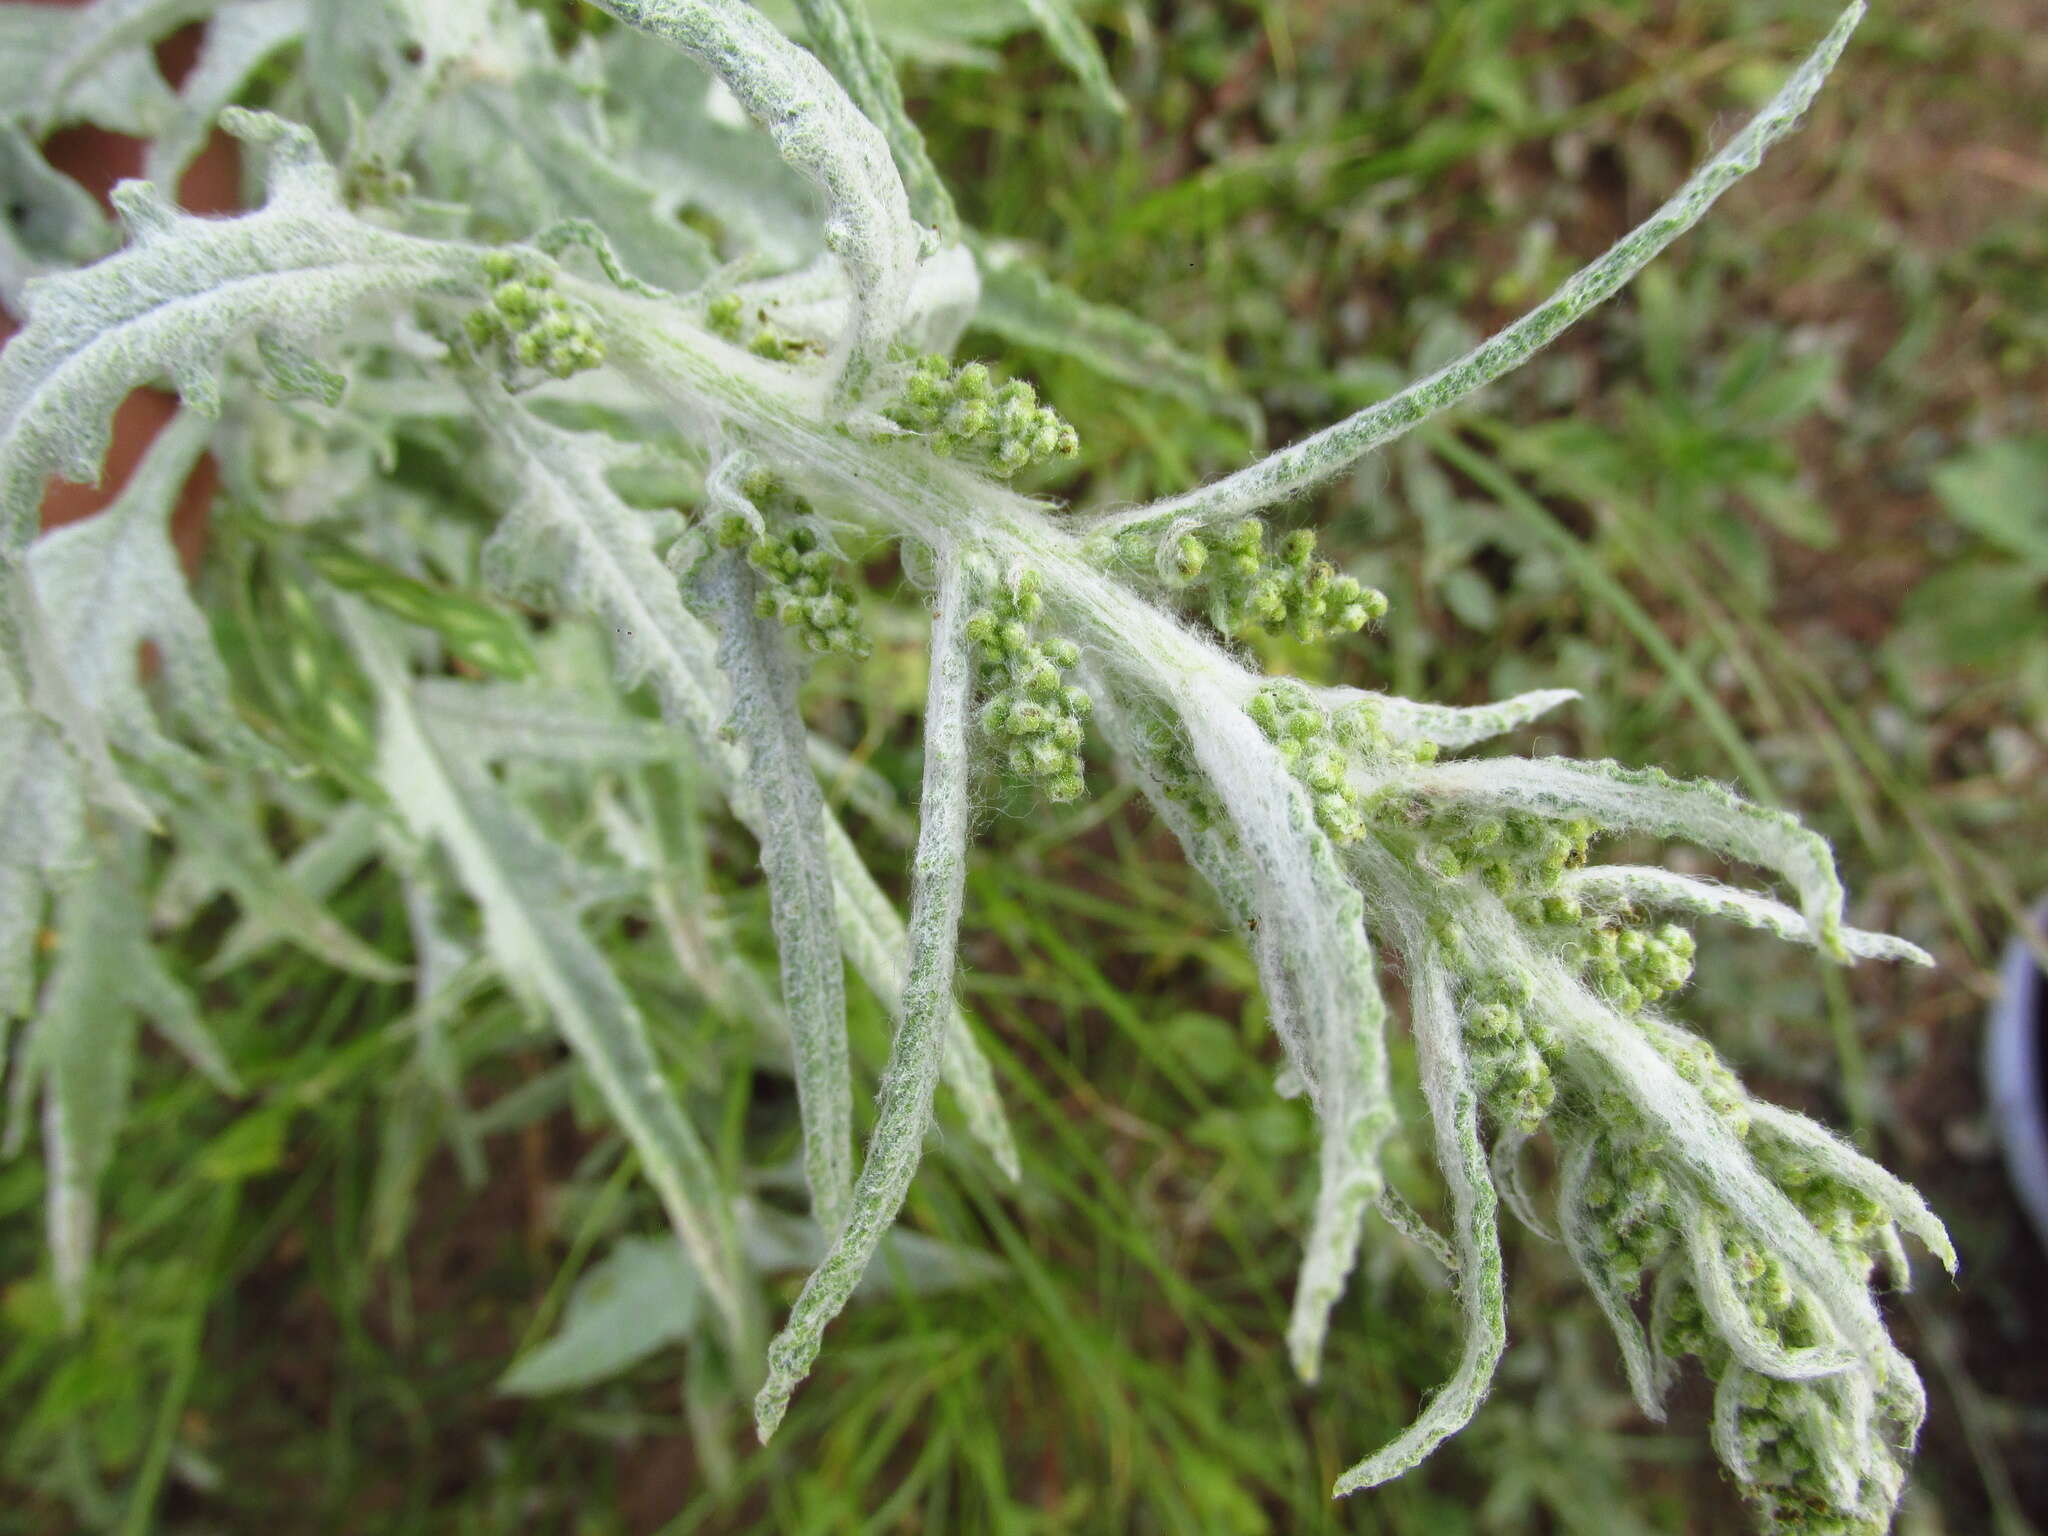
[1045,772,1085,803]
[707,292,745,338]
[493,281,537,320]
[1469,1003,1514,1039]
[1006,701,1051,736]
[1304,752,1346,792]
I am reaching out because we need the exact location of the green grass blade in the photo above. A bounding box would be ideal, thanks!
[1018,0,1125,118]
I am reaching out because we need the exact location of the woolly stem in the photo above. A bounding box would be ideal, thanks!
[707,550,854,1232]
[1712,1364,1760,1483]
[1286,833,1394,1382]
[1374,1186,1458,1276]
[1093,677,1393,1356]
[464,377,1020,1175]
[1333,946,1505,1495]
[1418,756,1852,957]
[1087,3,1863,541]
[819,810,1021,1181]
[1742,1100,1956,1275]
[1325,686,1580,752]
[1489,1123,1553,1240]
[791,0,957,237]
[754,544,976,1441]
[585,0,918,401]
[1092,666,1396,1382]
[1557,1134,1666,1419]
[1561,866,1932,967]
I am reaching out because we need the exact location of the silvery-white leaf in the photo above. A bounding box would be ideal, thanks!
[499,1235,703,1396]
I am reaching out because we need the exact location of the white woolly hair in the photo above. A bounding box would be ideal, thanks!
[0,1,1947,1528]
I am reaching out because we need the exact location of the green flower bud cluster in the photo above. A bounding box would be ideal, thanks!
[466,251,605,379]
[1746,1387,1914,1535]
[1134,695,1428,846]
[1382,798,1699,1017]
[1128,711,1224,832]
[706,292,811,362]
[1568,920,1697,1013]
[1327,698,1439,770]
[1656,1274,1716,1365]
[341,154,414,208]
[1462,971,1563,1133]
[967,568,1091,803]
[1564,1031,1919,1536]
[1771,1161,1890,1282]
[888,355,1079,477]
[1246,681,1372,843]
[1406,807,1594,896]
[1658,1239,1893,1536]
[1653,1029,1752,1139]
[1659,1279,1800,1418]
[1753,1487,1890,1536]
[1577,1120,1678,1292]
[1125,518,1388,645]
[1424,913,1566,1132]
[715,473,870,658]
[1669,1226,1856,1361]
[1733,1229,1824,1354]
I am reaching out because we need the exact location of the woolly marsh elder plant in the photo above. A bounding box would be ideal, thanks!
[0,0,1951,1529]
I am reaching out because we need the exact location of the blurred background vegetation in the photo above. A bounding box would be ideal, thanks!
[3,1,2045,1531]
